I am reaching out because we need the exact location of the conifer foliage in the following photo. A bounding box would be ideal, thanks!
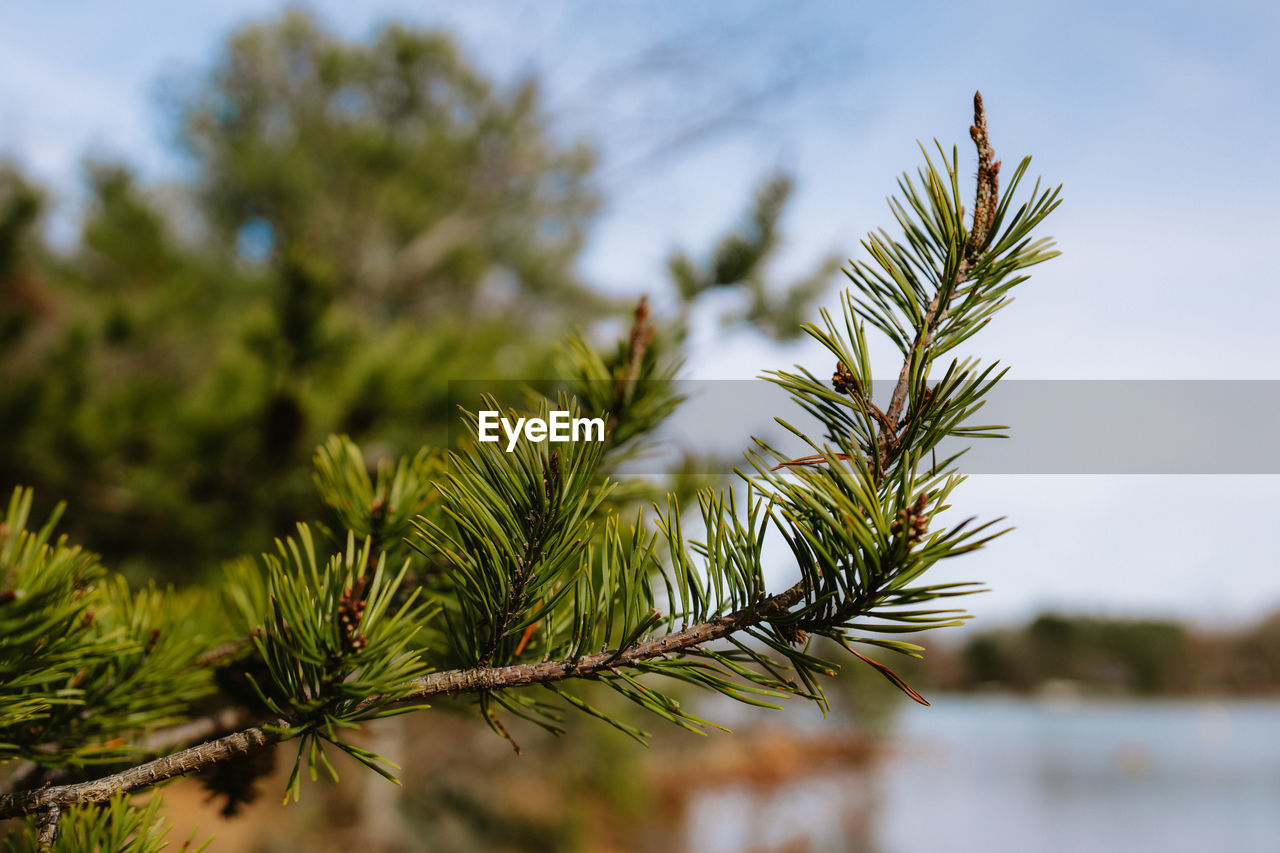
[0,94,1059,849]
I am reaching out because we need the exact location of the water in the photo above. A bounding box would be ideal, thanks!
[685,695,1280,853]
[878,695,1280,853]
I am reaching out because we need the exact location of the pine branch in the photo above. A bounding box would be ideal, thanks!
[393,583,810,701]
[0,728,280,819]
[0,722,279,819]
[0,91,1056,826]
[0,581,809,820]
[879,92,1000,465]
[0,407,966,816]
[0,708,269,799]
[136,707,257,755]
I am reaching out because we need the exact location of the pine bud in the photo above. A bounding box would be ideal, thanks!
[338,582,369,655]
[832,361,861,397]
[890,492,931,547]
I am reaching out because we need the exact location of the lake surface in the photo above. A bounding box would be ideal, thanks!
[880,695,1280,853]
[687,695,1280,853]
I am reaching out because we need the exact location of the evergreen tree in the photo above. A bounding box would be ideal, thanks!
[0,93,1058,850]
[0,11,829,583]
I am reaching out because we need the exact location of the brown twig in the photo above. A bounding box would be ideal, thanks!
[392,583,809,705]
[0,706,257,800]
[193,639,249,669]
[36,805,59,851]
[605,295,656,440]
[775,93,999,476]
[878,91,1000,469]
[137,706,257,756]
[0,583,809,820]
[771,453,851,471]
[0,727,282,819]
[617,295,654,403]
[966,91,1001,265]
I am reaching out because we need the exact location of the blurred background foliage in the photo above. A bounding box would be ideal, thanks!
[0,10,830,583]
[915,609,1280,697]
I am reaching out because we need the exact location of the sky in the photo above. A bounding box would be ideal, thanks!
[1,0,1278,627]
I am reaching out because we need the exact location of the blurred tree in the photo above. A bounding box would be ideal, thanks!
[949,613,1195,695]
[173,11,602,322]
[667,173,839,341]
[0,168,46,354]
[0,10,831,583]
[0,19,565,579]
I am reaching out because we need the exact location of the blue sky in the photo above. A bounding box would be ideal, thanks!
[2,1,1278,626]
